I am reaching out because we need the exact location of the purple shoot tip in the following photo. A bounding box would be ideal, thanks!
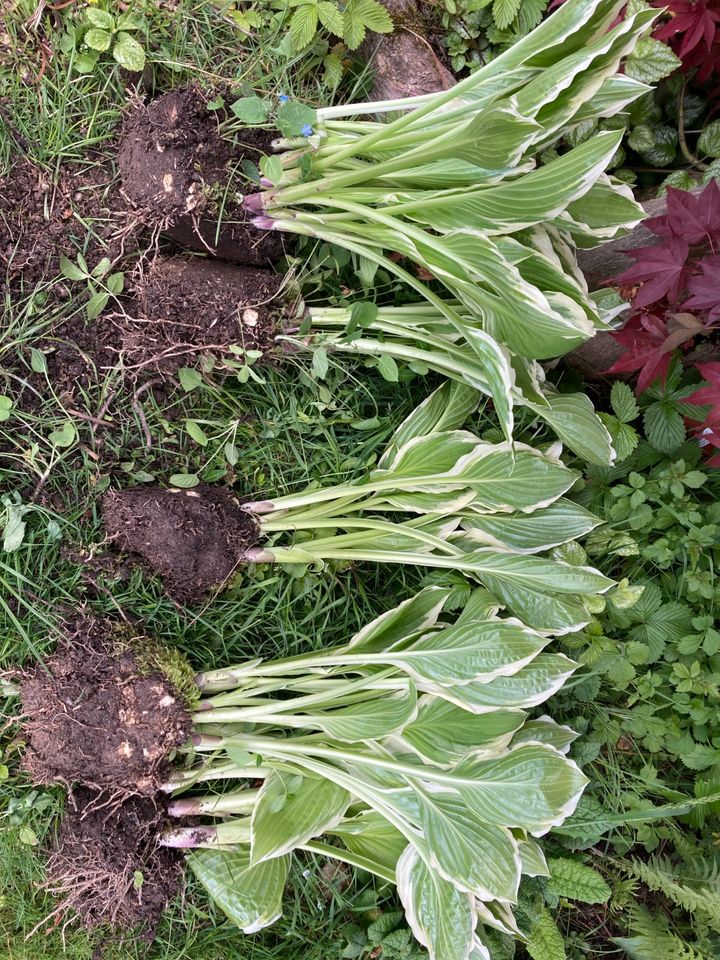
[252,216,276,231]
[243,547,276,563]
[243,192,265,213]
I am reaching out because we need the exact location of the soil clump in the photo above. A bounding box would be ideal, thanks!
[126,255,284,372]
[20,616,191,794]
[45,788,184,932]
[102,484,259,602]
[118,87,285,265]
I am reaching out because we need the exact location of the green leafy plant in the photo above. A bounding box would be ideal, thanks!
[59,4,147,74]
[231,381,613,634]
[244,0,651,446]
[160,585,587,960]
[58,254,124,322]
[296,299,618,465]
[285,0,393,51]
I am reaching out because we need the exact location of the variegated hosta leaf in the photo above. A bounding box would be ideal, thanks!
[413,788,522,901]
[453,743,588,834]
[379,381,478,468]
[397,131,624,235]
[512,716,579,753]
[347,584,451,653]
[526,391,616,466]
[397,844,476,960]
[293,682,418,740]
[250,772,349,863]
[358,617,549,685]
[435,652,577,712]
[460,498,601,553]
[518,838,550,877]
[189,849,288,933]
[400,698,525,765]
[459,548,611,632]
[375,435,579,514]
[328,808,408,873]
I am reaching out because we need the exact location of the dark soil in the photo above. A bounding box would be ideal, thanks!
[0,157,136,293]
[45,788,183,932]
[21,616,191,794]
[118,87,285,265]
[126,255,284,372]
[102,484,259,602]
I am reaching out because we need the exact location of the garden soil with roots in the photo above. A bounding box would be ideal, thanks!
[102,485,260,602]
[1,84,287,400]
[18,615,194,932]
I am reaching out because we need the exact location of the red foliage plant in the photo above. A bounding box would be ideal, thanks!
[652,0,720,82]
[606,180,720,463]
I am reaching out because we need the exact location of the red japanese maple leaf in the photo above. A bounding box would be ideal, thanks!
[686,363,720,465]
[645,181,720,247]
[686,361,720,408]
[614,237,690,308]
[653,0,720,59]
[605,313,675,392]
[682,256,720,320]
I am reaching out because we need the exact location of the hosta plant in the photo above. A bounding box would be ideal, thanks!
[236,381,613,634]
[245,0,653,444]
[294,298,618,465]
[161,586,587,960]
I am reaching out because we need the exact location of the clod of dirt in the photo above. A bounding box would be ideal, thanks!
[102,485,259,603]
[118,87,285,265]
[46,788,183,932]
[125,255,284,373]
[20,617,191,794]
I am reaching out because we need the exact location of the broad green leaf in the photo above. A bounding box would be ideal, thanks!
[85,7,115,29]
[526,909,566,960]
[317,1,344,34]
[329,809,408,873]
[435,653,577,712]
[611,381,639,422]
[86,290,109,320]
[461,499,600,553]
[48,420,77,448]
[189,848,288,932]
[347,586,451,653]
[547,857,611,903]
[361,618,549,685]
[455,743,588,833]
[231,97,271,124]
[402,699,525,765]
[624,37,680,84]
[379,382,478,468]
[113,32,146,71]
[414,788,521,901]
[84,28,112,51]
[289,4,318,49]
[59,254,87,281]
[396,844,476,960]
[251,772,349,863]
[493,0,521,30]
[699,120,720,159]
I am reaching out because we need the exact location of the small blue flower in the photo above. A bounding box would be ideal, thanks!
[301,124,314,137]
[278,93,290,103]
